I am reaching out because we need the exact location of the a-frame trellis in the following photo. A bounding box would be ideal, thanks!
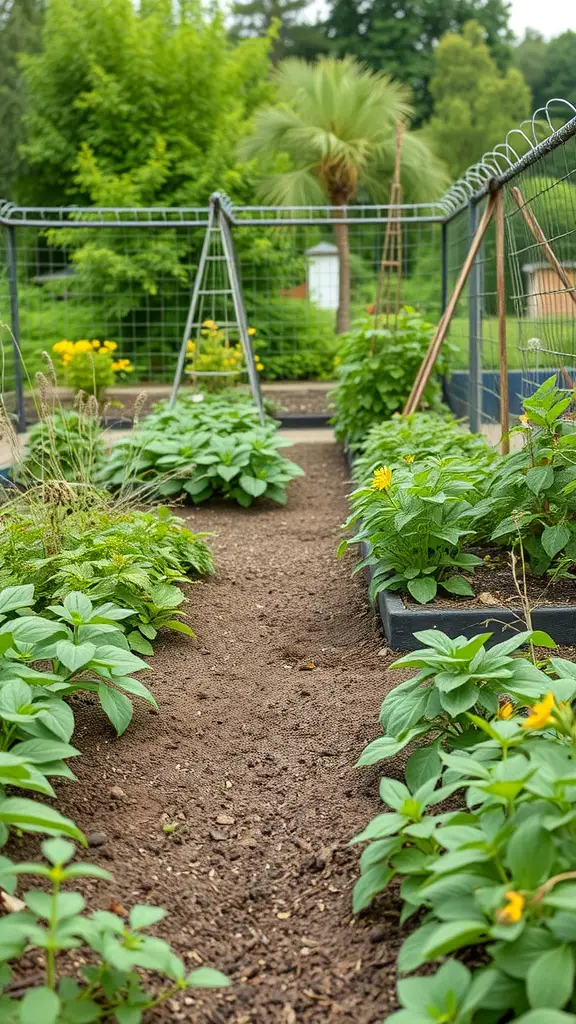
[169,193,265,424]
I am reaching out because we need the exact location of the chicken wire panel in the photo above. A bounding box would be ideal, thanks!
[0,228,23,428]
[504,139,576,398]
[1,222,208,387]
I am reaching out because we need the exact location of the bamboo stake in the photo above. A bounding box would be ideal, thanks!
[495,187,510,454]
[510,185,576,308]
[403,195,496,415]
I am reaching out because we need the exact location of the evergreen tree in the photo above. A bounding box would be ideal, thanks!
[231,0,326,64]
[324,0,513,123]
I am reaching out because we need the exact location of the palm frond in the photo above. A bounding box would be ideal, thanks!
[254,169,327,207]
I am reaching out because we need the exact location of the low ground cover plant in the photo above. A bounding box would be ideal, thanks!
[353,625,576,1021]
[100,393,304,507]
[330,308,452,448]
[0,839,229,1022]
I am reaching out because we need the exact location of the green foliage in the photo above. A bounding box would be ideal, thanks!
[427,20,531,178]
[17,409,105,483]
[0,0,44,198]
[330,308,450,446]
[340,457,491,604]
[99,394,304,507]
[324,0,513,124]
[353,411,495,485]
[0,497,213,649]
[356,628,554,769]
[481,376,576,577]
[231,0,325,64]
[248,296,338,380]
[353,622,576,1020]
[514,30,576,114]
[0,838,229,1020]
[19,0,272,207]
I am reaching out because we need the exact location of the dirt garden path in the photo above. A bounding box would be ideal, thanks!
[46,442,407,1023]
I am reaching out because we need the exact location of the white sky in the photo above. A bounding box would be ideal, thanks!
[510,0,576,40]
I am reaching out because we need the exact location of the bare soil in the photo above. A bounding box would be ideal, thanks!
[14,443,411,1023]
[404,545,576,609]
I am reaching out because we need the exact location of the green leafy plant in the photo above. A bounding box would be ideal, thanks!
[0,588,155,737]
[100,397,304,507]
[352,623,576,1021]
[353,411,496,486]
[0,838,229,1022]
[483,376,576,576]
[330,308,453,446]
[340,458,489,603]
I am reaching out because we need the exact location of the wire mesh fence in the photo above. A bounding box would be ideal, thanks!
[1,99,576,434]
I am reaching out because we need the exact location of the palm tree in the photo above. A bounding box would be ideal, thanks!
[239,57,447,333]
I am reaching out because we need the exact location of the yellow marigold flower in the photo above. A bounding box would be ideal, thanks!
[248,327,256,336]
[74,340,93,354]
[497,890,525,925]
[202,319,217,329]
[404,454,415,464]
[498,701,513,720]
[103,340,118,352]
[522,692,555,730]
[372,466,393,491]
[91,339,101,349]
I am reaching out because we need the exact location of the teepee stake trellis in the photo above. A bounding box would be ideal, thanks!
[169,193,265,424]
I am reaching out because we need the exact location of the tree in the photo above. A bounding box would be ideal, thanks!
[324,0,513,123]
[427,20,531,178]
[0,0,44,198]
[230,0,326,64]
[513,29,548,111]
[18,0,272,206]
[239,57,447,332]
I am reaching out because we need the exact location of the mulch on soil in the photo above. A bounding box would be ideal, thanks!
[17,442,411,1023]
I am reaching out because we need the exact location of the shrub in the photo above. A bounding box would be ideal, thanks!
[246,295,338,380]
[330,308,452,447]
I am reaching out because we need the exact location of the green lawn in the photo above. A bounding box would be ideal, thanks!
[447,316,576,372]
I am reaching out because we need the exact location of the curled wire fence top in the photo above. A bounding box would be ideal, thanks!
[439,98,576,218]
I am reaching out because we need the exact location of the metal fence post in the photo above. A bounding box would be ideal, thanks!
[468,200,482,432]
[6,225,26,433]
[440,220,448,315]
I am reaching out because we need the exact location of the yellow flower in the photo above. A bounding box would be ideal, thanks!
[103,340,118,352]
[372,466,393,491]
[497,890,525,925]
[404,454,415,464]
[91,339,101,349]
[519,414,530,426]
[202,319,217,330]
[112,359,133,372]
[256,362,264,371]
[248,327,256,336]
[522,692,555,730]
[498,701,514,720]
[74,340,93,354]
